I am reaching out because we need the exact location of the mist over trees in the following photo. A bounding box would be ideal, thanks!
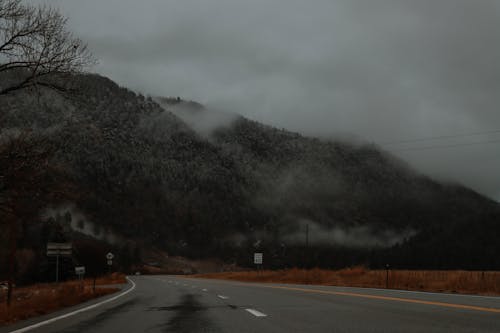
[2,71,500,286]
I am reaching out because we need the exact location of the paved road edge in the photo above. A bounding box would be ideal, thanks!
[5,277,137,333]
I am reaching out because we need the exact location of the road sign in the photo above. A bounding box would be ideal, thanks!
[46,243,72,283]
[75,266,85,283]
[106,252,114,260]
[47,243,72,250]
[75,266,85,275]
[107,260,113,266]
[254,252,263,265]
[46,243,72,257]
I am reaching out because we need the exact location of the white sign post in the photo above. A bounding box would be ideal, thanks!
[254,252,263,265]
[75,266,85,279]
[106,252,114,271]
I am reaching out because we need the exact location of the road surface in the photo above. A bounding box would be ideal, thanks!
[2,275,499,332]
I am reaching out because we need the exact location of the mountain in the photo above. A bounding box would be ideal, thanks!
[1,73,499,280]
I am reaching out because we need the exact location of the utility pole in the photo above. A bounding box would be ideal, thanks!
[6,214,17,306]
[55,254,60,283]
[304,223,309,268]
[385,264,390,289]
[305,223,309,248]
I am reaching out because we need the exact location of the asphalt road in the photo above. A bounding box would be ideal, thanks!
[2,275,500,332]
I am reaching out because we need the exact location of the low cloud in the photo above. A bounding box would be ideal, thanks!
[282,219,417,248]
[156,98,239,137]
[42,204,122,244]
[32,0,500,201]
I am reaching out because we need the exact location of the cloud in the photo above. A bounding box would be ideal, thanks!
[31,0,500,201]
[282,219,417,248]
[42,204,122,244]
[155,98,239,137]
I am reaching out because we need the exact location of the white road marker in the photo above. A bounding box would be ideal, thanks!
[7,277,137,333]
[202,289,208,292]
[245,308,267,317]
[217,295,229,300]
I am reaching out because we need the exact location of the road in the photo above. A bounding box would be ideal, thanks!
[2,275,499,332]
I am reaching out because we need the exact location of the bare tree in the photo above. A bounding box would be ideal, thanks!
[0,132,73,305]
[0,0,94,95]
[0,1,90,305]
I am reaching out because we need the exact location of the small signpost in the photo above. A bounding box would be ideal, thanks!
[75,266,85,277]
[106,252,114,271]
[46,243,72,283]
[75,266,85,281]
[254,252,263,265]
[75,266,85,290]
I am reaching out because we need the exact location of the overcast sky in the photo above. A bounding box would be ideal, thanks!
[36,0,500,201]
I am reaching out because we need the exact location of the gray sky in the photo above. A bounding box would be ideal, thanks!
[37,0,500,201]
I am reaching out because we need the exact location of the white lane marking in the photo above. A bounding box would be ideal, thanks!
[217,295,229,300]
[8,277,137,333]
[202,289,208,292]
[245,308,267,317]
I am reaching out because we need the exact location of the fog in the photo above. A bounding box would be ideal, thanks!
[225,220,416,249]
[42,205,121,244]
[282,219,417,248]
[156,98,239,138]
[32,0,500,201]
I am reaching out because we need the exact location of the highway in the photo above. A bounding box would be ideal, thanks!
[2,275,499,332]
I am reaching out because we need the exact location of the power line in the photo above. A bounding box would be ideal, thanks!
[382,129,500,146]
[393,138,500,152]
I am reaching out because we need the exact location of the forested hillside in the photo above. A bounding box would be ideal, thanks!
[1,73,499,282]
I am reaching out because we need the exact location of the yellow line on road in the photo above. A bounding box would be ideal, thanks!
[261,285,500,314]
[185,276,500,314]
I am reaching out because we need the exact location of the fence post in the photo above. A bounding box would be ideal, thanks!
[385,264,390,289]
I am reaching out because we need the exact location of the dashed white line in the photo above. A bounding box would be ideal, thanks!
[245,308,267,317]
[202,289,208,292]
[217,295,229,300]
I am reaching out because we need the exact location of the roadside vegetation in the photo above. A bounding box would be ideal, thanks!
[0,273,126,326]
[195,268,500,296]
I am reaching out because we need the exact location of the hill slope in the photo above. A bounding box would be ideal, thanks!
[1,73,499,276]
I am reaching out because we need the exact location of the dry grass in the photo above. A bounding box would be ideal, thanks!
[93,272,127,285]
[0,273,126,326]
[195,268,500,296]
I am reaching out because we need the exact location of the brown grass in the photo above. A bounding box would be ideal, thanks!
[0,274,126,326]
[195,268,500,296]
[93,272,127,285]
